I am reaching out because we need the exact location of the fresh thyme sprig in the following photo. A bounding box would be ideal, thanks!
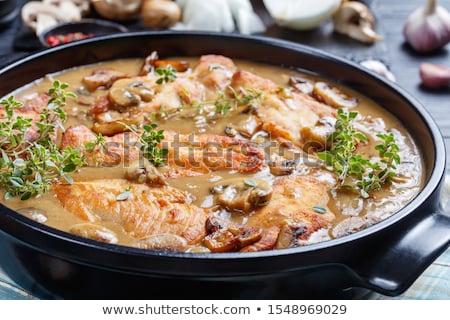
[0,81,87,200]
[124,123,168,166]
[317,109,401,198]
[155,65,177,84]
[139,123,168,166]
[191,87,263,117]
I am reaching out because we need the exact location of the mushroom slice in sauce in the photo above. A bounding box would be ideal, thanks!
[312,82,358,109]
[268,155,298,176]
[132,234,188,251]
[139,51,190,76]
[82,68,128,91]
[276,221,316,249]
[300,116,336,153]
[125,159,167,186]
[69,223,118,244]
[224,115,262,139]
[240,226,280,252]
[331,216,379,238]
[203,217,263,252]
[16,207,48,223]
[92,114,144,136]
[108,79,154,110]
[289,76,315,95]
[211,177,273,213]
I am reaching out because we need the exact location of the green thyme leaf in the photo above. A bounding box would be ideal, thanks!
[155,65,177,84]
[116,186,132,201]
[313,205,327,214]
[0,81,88,200]
[317,109,401,198]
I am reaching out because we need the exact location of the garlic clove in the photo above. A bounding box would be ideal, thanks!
[419,62,450,89]
[403,0,450,53]
[360,59,396,82]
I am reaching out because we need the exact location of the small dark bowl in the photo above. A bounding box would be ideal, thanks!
[38,19,128,48]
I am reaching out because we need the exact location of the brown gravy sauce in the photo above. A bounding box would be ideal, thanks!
[1,57,424,250]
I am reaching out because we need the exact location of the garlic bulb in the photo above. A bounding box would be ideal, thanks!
[419,62,450,89]
[403,0,450,52]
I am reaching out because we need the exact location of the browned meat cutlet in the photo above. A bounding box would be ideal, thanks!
[231,70,336,146]
[53,179,210,245]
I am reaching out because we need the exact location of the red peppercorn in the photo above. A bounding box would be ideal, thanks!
[46,32,95,47]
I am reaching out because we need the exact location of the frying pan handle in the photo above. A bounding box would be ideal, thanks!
[351,210,450,296]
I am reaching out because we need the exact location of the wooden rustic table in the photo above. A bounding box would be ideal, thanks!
[0,0,449,299]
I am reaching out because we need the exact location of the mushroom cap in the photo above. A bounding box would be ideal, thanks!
[21,0,88,35]
[21,1,67,32]
[91,0,142,21]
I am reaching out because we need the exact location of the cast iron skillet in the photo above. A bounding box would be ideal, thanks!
[0,32,449,299]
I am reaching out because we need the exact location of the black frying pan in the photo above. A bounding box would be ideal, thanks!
[0,31,448,299]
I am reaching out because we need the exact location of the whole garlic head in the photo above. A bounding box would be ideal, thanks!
[403,0,450,52]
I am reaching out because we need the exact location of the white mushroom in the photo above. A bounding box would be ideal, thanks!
[21,0,87,36]
[43,0,82,21]
[91,0,142,21]
[71,0,91,16]
[22,1,66,35]
[333,1,382,44]
[141,0,181,29]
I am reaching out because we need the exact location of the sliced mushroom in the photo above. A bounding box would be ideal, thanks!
[331,216,379,238]
[203,216,263,252]
[69,223,118,244]
[139,51,159,76]
[268,156,297,176]
[289,76,315,95]
[82,68,128,91]
[300,116,336,152]
[16,207,48,223]
[333,1,382,44]
[92,114,144,136]
[139,51,190,75]
[21,1,68,35]
[203,229,240,252]
[224,115,262,139]
[75,87,96,106]
[275,221,312,249]
[132,234,188,251]
[240,226,280,252]
[154,60,190,72]
[125,159,167,186]
[312,82,358,109]
[108,79,155,110]
[210,177,273,213]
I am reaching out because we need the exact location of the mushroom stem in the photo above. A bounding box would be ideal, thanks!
[333,1,382,44]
